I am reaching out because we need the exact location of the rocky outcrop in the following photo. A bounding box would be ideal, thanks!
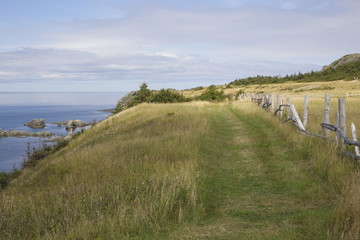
[114,91,137,112]
[0,129,53,137]
[24,119,46,129]
[322,53,360,71]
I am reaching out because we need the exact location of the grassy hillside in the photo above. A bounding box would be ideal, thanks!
[0,103,209,239]
[1,101,360,239]
[181,55,360,100]
[229,57,360,86]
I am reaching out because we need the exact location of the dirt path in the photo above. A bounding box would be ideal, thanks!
[170,104,334,239]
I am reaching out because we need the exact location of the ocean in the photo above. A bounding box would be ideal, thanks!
[0,92,125,172]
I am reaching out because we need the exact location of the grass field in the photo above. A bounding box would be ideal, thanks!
[184,80,360,139]
[1,100,360,239]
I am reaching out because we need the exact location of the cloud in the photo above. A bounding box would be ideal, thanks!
[0,48,320,92]
[0,0,359,91]
[40,1,358,62]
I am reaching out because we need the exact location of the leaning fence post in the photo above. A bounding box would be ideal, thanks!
[351,123,360,156]
[286,97,291,119]
[303,95,309,129]
[337,98,346,144]
[323,94,331,137]
[290,104,306,132]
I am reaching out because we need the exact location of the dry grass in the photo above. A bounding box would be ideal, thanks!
[1,96,360,239]
[182,80,360,99]
[234,101,360,240]
[0,103,209,239]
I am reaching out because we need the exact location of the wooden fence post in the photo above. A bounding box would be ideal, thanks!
[286,97,291,119]
[276,95,281,118]
[271,94,275,112]
[351,123,360,156]
[323,94,331,137]
[335,111,340,142]
[337,98,346,144]
[290,104,306,132]
[280,99,283,119]
[303,95,309,129]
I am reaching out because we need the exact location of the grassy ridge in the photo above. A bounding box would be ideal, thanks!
[0,103,209,239]
[1,101,360,239]
[170,103,347,239]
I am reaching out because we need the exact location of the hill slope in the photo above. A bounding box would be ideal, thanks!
[322,53,360,71]
[229,54,360,86]
[2,102,358,239]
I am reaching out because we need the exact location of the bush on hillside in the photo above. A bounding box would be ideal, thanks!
[126,83,151,108]
[114,84,192,113]
[0,170,21,190]
[196,85,227,101]
[235,89,245,100]
[149,89,190,103]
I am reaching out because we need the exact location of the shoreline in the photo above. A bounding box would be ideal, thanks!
[0,104,114,172]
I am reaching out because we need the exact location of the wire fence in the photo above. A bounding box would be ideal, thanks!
[248,93,360,160]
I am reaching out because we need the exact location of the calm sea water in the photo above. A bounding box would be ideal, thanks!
[0,92,125,172]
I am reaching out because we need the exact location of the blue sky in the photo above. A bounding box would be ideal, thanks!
[0,0,359,92]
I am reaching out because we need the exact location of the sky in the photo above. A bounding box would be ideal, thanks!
[0,0,359,92]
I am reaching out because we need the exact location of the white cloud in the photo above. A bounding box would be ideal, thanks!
[0,0,359,91]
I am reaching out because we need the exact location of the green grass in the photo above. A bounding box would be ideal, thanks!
[0,103,209,239]
[0,101,358,239]
[170,103,339,239]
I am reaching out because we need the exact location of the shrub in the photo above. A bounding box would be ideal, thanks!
[114,84,192,113]
[0,170,21,190]
[235,89,245,100]
[196,85,227,101]
[149,89,190,103]
[126,83,151,108]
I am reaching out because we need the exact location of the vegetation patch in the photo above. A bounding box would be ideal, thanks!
[229,59,360,86]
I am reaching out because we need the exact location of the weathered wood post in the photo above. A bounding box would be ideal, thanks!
[276,94,281,118]
[280,99,284,119]
[335,111,340,142]
[276,94,280,109]
[286,97,291,119]
[303,94,309,129]
[337,98,346,144]
[323,94,331,137]
[290,104,306,132]
[351,123,360,156]
[271,94,275,112]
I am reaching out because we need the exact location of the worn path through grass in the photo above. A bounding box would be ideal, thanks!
[171,103,335,239]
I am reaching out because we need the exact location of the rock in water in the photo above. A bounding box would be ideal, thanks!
[24,119,46,129]
[1,129,53,137]
[52,120,90,128]
[71,120,89,127]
